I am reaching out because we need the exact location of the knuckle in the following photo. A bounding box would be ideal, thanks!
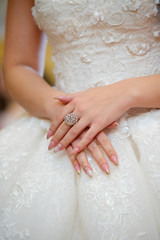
[87,142,97,153]
[97,132,109,144]
[70,127,78,137]
[87,132,94,142]
[77,155,86,166]
[93,122,100,132]
[62,136,72,148]
[88,112,96,122]
[77,105,85,114]
[96,117,105,127]
[96,131,103,140]
[62,108,70,117]
[58,110,67,121]
[99,135,108,145]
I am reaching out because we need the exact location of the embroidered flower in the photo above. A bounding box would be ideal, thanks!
[102,30,124,45]
[126,37,153,56]
[123,0,143,12]
[107,12,124,26]
[138,3,158,19]
[80,46,95,63]
[57,18,83,41]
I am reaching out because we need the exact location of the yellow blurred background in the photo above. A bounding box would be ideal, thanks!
[0,0,54,128]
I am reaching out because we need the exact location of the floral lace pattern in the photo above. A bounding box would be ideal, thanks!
[0,1,160,239]
[0,116,160,239]
[32,0,160,93]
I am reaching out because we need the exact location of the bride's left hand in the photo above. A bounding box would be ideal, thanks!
[66,128,118,177]
[47,81,133,154]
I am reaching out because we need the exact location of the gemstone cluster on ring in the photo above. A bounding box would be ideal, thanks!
[64,113,79,126]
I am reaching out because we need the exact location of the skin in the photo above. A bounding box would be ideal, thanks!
[4,0,160,177]
[48,74,160,156]
[3,0,119,177]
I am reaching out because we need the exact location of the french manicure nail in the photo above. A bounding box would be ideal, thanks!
[110,155,118,166]
[47,130,53,139]
[54,143,63,153]
[54,97,60,100]
[74,163,81,175]
[73,146,80,154]
[113,122,119,127]
[48,140,56,150]
[101,163,110,175]
[84,167,93,177]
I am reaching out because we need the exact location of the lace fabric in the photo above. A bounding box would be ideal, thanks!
[32,0,160,93]
[0,1,160,239]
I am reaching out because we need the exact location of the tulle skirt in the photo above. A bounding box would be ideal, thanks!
[0,109,160,240]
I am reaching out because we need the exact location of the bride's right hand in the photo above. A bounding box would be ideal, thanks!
[66,128,118,177]
[48,101,118,176]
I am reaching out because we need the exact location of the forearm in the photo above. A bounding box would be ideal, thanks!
[3,64,64,120]
[121,74,160,109]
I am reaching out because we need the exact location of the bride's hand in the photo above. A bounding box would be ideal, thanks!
[66,128,118,177]
[47,81,133,154]
[48,108,119,174]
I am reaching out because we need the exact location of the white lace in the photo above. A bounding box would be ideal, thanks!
[32,0,160,93]
[0,0,160,239]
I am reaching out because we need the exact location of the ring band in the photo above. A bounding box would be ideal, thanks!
[64,113,79,126]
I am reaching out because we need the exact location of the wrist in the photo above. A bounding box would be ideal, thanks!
[44,88,65,121]
[120,78,140,110]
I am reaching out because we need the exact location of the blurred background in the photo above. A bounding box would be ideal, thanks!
[0,0,54,129]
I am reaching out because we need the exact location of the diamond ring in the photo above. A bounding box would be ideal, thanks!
[64,113,79,126]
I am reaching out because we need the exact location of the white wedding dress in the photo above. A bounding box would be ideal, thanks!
[0,0,160,239]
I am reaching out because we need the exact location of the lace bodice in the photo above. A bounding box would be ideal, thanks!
[32,0,160,93]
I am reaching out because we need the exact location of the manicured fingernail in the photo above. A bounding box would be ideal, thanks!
[110,155,118,166]
[48,140,56,150]
[74,163,81,175]
[54,97,60,100]
[47,130,53,139]
[101,163,110,175]
[113,122,119,127]
[54,143,63,153]
[84,167,93,177]
[73,146,80,154]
